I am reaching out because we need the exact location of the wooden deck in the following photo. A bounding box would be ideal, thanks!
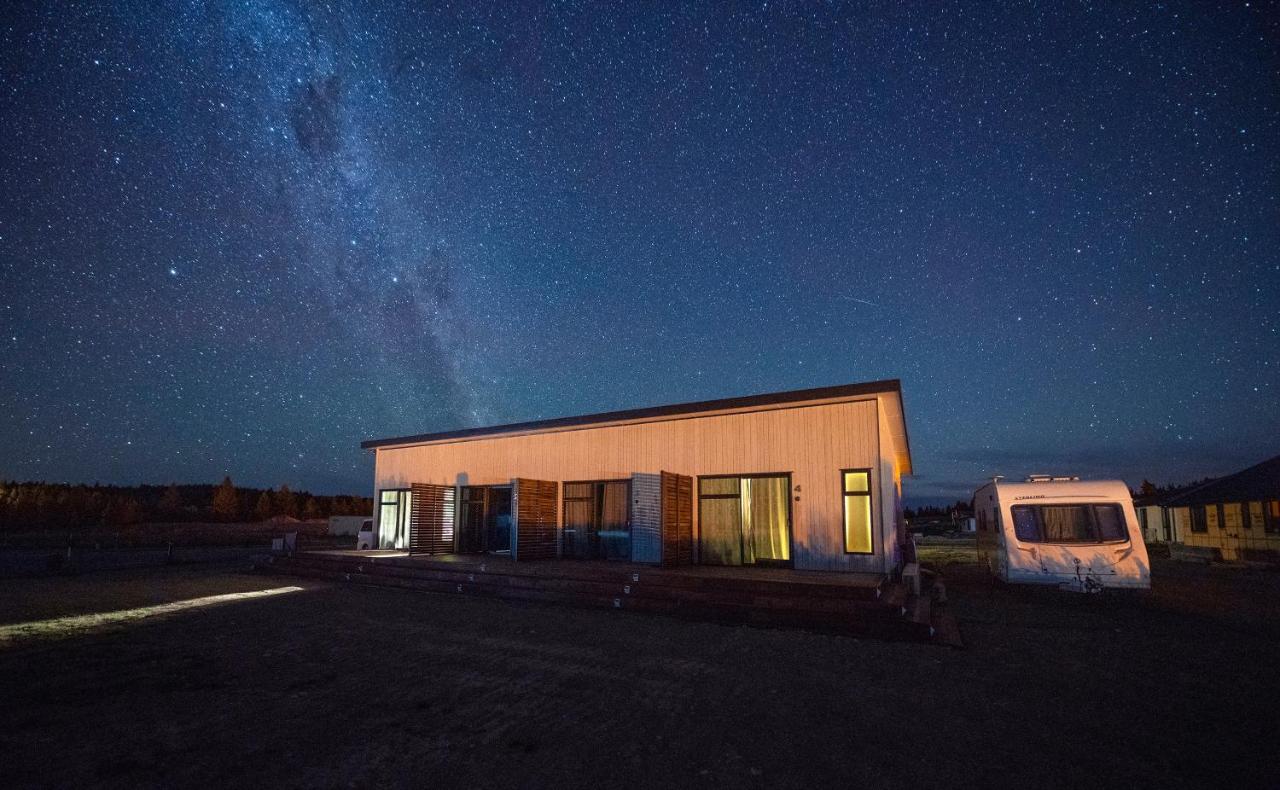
[258,549,950,643]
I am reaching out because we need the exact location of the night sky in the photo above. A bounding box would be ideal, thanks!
[1,3,1277,503]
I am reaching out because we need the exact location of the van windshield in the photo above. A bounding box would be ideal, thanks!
[1010,504,1128,544]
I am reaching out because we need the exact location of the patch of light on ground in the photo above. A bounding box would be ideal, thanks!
[0,586,306,645]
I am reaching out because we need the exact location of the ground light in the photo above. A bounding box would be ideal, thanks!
[0,586,306,644]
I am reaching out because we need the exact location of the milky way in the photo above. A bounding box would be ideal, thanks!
[1,2,1277,501]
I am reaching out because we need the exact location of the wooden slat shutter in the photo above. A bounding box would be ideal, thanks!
[409,483,456,555]
[513,478,558,561]
[660,471,693,567]
[629,473,662,564]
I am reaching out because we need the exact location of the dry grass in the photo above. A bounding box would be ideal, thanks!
[0,557,1276,788]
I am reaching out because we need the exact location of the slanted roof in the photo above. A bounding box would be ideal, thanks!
[362,379,913,474]
[1162,454,1280,507]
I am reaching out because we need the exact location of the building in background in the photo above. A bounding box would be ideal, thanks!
[1133,496,1175,544]
[360,380,912,575]
[1162,454,1280,562]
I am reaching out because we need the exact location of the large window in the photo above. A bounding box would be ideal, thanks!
[563,480,631,560]
[378,489,413,549]
[1010,504,1129,544]
[1189,506,1207,533]
[698,475,791,566]
[458,486,512,554]
[842,469,873,554]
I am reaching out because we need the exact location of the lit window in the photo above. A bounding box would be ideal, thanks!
[378,489,412,549]
[1223,504,1242,530]
[1266,501,1280,535]
[842,469,873,554]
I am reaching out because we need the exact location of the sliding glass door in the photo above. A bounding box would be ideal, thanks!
[563,480,631,560]
[457,486,513,554]
[377,489,412,550]
[697,474,792,566]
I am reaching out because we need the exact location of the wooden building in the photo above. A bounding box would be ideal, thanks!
[1161,454,1280,561]
[361,379,913,575]
[1133,498,1175,544]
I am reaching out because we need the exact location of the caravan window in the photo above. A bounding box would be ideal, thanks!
[1009,504,1129,544]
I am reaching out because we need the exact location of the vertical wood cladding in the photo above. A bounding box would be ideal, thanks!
[514,478,558,561]
[660,471,693,567]
[377,397,897,572]
[409,483,456,555]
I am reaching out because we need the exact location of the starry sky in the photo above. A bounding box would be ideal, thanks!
[1,2,1277,503]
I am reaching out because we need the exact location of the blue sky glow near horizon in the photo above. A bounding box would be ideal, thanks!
[1,2,1278,504]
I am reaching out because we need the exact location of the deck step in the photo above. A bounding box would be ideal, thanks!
[277,552,885,602]
[258,552,934,642]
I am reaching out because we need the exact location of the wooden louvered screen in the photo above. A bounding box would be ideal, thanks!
[513,478,558,561]
[409,483,456,555]
[660,471,694,567]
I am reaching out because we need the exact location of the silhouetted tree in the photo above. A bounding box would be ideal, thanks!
[211,476,239,521]
[276,484,297,518]
[253,490,274,522]
[104,495,142,526]
[158,485,183,517]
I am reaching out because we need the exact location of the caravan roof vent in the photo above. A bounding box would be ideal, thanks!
[1024,475,1080,483]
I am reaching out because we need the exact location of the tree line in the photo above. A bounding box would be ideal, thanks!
[903,501,973,520]
[1132,478,1216,500]
[0,477,373,531]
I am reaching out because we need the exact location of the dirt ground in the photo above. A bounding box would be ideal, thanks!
[2,557,1277,789]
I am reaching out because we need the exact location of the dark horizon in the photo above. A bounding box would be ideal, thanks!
[2,3,1277,503]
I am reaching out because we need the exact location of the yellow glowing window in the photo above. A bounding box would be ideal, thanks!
[844,471,869,493]
[1223,504,1242,530]
[842,469,873,554]
[1206,506,1220,531]
[1244,499,1264,530]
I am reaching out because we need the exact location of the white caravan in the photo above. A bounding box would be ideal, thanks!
[973,476,1150,591]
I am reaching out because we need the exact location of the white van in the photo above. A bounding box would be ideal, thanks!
[353,519,375,550]
[328,516,368,537]
[973,476,1150,591]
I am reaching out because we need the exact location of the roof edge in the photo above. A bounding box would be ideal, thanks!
[1161,452,1280,506]
[361,379,903,450]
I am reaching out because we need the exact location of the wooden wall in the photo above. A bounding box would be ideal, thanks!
[1173,503,1280,560]
[877,403,904,570]
[375,396,900,573]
